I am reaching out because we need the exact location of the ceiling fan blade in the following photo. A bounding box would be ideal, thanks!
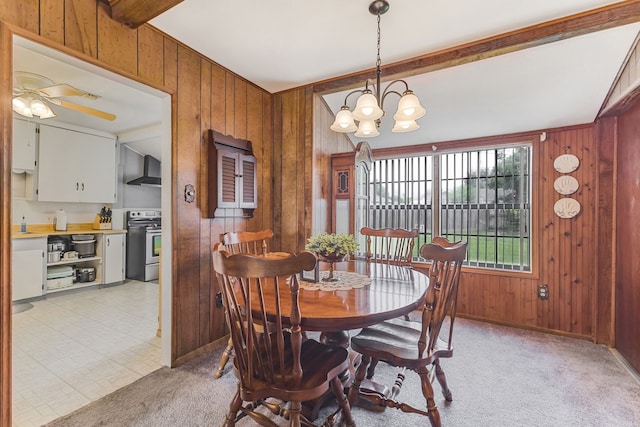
[47,98,116,121]
[37,83,99,100]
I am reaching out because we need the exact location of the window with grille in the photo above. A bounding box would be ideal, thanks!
[367,144,531,271]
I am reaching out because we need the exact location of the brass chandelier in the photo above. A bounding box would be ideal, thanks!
[330,0,426,138]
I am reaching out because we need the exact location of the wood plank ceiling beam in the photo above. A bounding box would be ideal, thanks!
[313,0,640,94]
[99,0,184,29]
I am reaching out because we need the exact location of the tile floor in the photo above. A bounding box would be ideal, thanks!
[11,280,162,427]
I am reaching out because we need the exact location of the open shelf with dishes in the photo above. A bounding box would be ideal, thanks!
[46,233,103,294]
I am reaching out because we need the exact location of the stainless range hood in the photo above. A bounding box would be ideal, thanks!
[127,155,161,187]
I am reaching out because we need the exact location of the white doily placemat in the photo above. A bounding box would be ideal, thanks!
[300,271,371,291]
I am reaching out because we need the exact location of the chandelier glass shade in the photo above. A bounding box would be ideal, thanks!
[330,0,426,138]
[12,94,56,119]
[355,120,380,138]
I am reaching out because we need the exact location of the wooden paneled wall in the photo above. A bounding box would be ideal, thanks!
[272,87,311,253]
[272,89,354,253]
[615,101,640,374]
[0,0,273,377]
[454,125,603,339]
[312,96,354,234]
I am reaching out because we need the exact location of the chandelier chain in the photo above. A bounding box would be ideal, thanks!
[376,12,382,70]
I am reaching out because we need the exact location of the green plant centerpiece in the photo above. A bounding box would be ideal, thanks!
[305,232,358,282]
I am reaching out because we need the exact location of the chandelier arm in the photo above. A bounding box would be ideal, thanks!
[341,89,365,107]
[381,79,410,98]
[380,89,403,110]
[379,79,410,110]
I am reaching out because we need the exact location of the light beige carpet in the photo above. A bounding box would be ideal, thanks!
[45,318,640,426]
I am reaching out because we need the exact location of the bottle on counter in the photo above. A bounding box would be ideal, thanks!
[20,216,26,233]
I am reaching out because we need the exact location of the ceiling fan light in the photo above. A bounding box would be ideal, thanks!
[352,92,384,121]
[36,106,56,119]
[330,107,358,133]
[354,120,380,138]
[392,119,419,133]
[393,91,426,121]
[30,98,49,116]
[12,96,33,117]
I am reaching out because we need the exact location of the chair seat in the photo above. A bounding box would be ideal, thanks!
[238,338,350,403]
[351,318,453,370]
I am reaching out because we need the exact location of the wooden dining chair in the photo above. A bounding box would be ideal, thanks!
[212,247,355,427]
[214,229,274,379]
[347,236,467,427]
[361,226,418,323]
[360,227,418,267]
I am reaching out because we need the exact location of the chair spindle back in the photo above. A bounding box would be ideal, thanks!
[222,229,273,256]
[212,248,316,390]
[419,237,467,358]
[361,227,418,266]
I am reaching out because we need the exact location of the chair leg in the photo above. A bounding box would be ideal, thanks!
[330,376,355,427]
[366,358,379,379]
[418,366,441,427]
[433,359,452,401]
[223,383,243,426]
[215,337,234,379]
[289,400,302,427]
[348,354,371,407]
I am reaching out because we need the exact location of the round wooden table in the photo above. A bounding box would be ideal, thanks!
[298,260,429,347]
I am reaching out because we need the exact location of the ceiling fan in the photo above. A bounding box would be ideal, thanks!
[12,71,116,121]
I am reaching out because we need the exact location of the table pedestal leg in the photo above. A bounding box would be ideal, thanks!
[319,330,350,348]
[302,331,355,421]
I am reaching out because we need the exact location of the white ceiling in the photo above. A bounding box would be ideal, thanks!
[151,0,640,150]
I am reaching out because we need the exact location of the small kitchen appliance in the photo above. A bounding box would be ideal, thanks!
[54,209,67,231]
[47,251,61,263]
[75,267,96,283]
[47,266,74,290]
[71,234,96,258]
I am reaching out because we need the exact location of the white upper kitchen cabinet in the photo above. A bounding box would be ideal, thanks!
[37,124,117,203]
[12,118,37,172]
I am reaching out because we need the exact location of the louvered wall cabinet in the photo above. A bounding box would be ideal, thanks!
[207,129,257,218]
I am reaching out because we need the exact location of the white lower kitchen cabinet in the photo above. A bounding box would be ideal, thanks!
[103,233,125,285]
[12,238,46,301]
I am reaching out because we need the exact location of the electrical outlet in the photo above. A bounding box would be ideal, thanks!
[537,284,549,300]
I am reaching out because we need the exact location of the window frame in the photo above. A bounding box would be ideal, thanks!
[368,134,539,277]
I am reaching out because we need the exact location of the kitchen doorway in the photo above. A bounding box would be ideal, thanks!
[10,35,173,426]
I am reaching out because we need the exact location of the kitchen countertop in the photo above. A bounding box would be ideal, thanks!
[12,223,127,239]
